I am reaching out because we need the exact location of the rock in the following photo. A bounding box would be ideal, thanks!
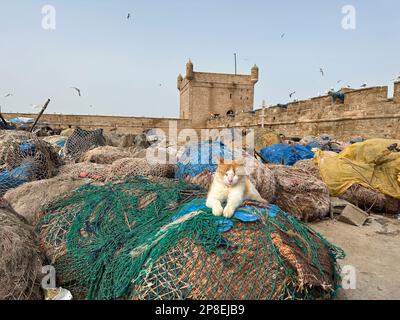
[330,197,351,217]
[338,203,369,227]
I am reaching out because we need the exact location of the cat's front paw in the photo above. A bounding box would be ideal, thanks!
[223,206,235,219]
[212,205,223,217]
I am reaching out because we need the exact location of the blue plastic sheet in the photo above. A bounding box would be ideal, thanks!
[8,117,35,125]
[56,139,66,147]
[0,162,33,194]
[176,141,236,179]
[171,198,282,233]
[260,144,314,166]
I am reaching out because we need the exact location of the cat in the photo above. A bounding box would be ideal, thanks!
[206,157,266,218]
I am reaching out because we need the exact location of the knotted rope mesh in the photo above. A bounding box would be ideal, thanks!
[36,176,344,300]
[63,128,106,162]
[0,199,43,300]
[0,130,59,195]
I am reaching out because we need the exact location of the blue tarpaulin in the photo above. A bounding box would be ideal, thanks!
[260,144,314,166]
[19,143,36,155]
[0,162,34,194]
[56,139,66,147]
[171,198,281,233]
[8,117,35,125]
[176,141,236,179]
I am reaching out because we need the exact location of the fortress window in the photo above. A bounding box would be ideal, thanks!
[227,110,235,117]
[230,94,232,99]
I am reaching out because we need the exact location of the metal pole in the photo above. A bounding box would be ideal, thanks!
[30,98,51,132]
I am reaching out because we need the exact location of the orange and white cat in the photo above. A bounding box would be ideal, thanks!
[206,157,266,218]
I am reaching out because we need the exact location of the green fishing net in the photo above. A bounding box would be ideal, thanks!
[37,176,344,300]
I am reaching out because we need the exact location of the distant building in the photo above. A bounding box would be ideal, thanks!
[177,59,259,127]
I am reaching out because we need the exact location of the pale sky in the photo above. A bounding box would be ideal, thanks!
[0,0,399,117]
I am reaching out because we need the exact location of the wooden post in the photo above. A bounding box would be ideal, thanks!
[0,106,8,127]
[30,99,51,132]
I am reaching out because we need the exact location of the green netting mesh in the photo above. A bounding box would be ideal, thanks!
[37,176,345,300]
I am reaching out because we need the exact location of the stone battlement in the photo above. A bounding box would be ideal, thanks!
[207,82,400,140]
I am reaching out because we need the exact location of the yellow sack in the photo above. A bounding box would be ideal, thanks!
[314,139,400,199]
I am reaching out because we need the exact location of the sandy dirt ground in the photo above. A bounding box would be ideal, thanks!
[311,215,400,300]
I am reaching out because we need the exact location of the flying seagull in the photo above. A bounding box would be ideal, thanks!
[319,68,324,77]
[4,93,13,98]
[281,33,285,38]
[360,83,367,88]
[337,80,342,84]
[127,13,131,19]
[71,87,82,97]
[289,91,296,98]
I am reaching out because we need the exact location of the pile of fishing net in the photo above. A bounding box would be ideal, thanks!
[0,198,43,300]
[36,176,344,300]
[293,159,321,179]
[293,158,400,214]
[0,130,60,195]
[176,141,276,202]
[3,175,90,225]
[268,165,330,222]
[340,184,400,214]
[58,162,111,181]
[62,127,106,162]
[314,139,400,214]
[106,157,175,181]
[42,135,67,153]
[80,146,133,164]
[300,135,343,153]
[254,128,281,153]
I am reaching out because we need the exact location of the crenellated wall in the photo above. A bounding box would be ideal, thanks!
[206,85,400,140]
[3,83,400,140]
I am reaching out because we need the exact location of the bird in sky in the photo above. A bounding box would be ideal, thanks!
[4,93,13,98]
[320,68,325,77]
[337,80,342,84]
[281,33,285,38]
[71,87,82,96]
[360,83,367,88]
[127,13,131,20]
[289,91,296,98]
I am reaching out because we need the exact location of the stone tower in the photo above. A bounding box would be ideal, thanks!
[177,59,259,127]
